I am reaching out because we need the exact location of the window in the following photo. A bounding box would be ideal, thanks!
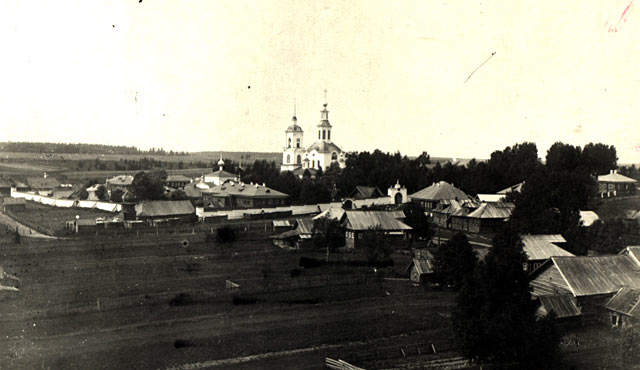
[286,154,291,163]
[318,131,321,139]
[328,130,330,140]
[358,233,362,239]
[296,138,300,148]
[331,152,337,160]
[322,130,326,140]
[297,155,301,164]
[288,138,291,148]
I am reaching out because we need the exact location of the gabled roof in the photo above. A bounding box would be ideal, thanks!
[466,202,515,219]
[349,186,384,199]
[202,182,288,198]
[26,177,59,189]
[605,287,640,318]
[620,246,640,266]
[270,229,300,240]
[598,171,637,183]
[497,181,525,194]
[313,207,346,221]
[296,218,314,236]
[579,210,599,227]
[537,295,582,319]
[135,200,195,217]
[341,210,412,231]
[307,141,342,154]
[546,255,640,297]
[411,257,435,275]
[410,181,470,202]
[522,234,573,261]
[106,175,134,186]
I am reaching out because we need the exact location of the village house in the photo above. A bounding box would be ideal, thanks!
[1,197,26,212]
[270,218,315,249]
[340,210,412,250]
[605,287,640,328]
[201,182,289,209]
[26,174,60,196]
[106,175,134,193]
[347,186,385,200]
[529,247,640,323]
[597,170,637,198]
[521,234,573,272]
[135,200,196,223]
[203,158,239,185]
[450,202,514,234]
[165,175,192,189]
[409,181,470,212]
[405,250,435,285]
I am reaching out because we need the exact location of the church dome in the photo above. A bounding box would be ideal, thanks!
[217,158,225,166]
[286,122,304,133]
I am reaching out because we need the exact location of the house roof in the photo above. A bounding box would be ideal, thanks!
[579,210,599,227]
[270,229,300,240]
[620,246,640,266]
[522,234,573,261]
[465,202,515,219]
[410,181,470,202]
[546,255,640,297]
[296,218,314,236]
[477,194,506,202]
[537,295,582,319]
[166,175,191,182]
[605,287,640,318]
[272,220,291,228]
[313,206,346,221]
[349,186,384,199]
[182,184,203,198]
[497,181,525,194]
[26,177,59,189]
[341,210,412,231]
[201,182,288,199]
[135,200,195,217]
[106,175,134,186]
[306,141,342,154]
[412,257,435,275]
[598,172,637,183]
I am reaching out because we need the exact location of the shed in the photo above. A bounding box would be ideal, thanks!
[405,250,435,285]
[536,295,582,320]
[272,220,292,233]
[341,210,412,249]
[2,197,26,212]
[605,287,640,328]
[270,229,300,249]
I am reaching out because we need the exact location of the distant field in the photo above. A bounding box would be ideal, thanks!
[0,151,281,164]
[595,195,640,220]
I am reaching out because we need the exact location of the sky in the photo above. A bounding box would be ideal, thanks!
[1,1,640,163]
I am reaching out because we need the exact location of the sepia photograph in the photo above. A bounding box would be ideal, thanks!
[1,1,640,369]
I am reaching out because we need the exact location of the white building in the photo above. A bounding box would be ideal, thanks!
[203,158,239,185]
[280,101,346,173]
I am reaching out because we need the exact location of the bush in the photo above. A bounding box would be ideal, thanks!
[216,226,236,243]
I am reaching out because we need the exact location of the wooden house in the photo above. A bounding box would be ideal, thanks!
[1,197,26,212]
[341,210,412,250]
[405,250,435,285]
[165,175,192,189]
[521,234,573,272]
[201,182,288,209]
[135,200,196,223]
[598,170,637,198]
[348,186,385,200]
[605,287,640,328]
[409,181,471,212]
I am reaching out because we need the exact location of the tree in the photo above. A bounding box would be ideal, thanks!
[582,143,617,176]
[433,232,477,289]
[312,217,344,259]
[401,202,434,241]
[453,226,559,368]
[545,142,582,173]
[110,189,124,203]
[131,170,166,200]
[362,226,394,265]
[95,184,108,201]
[299,180,332,204]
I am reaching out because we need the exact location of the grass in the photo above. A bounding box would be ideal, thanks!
[9,201,113,234]
[0,229,455,370]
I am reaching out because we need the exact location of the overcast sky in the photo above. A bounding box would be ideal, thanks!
[1,1,640,163]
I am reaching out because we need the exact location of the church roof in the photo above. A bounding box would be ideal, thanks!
[317,119,332,128]
[307,141,342,154]
[204,170,238,179]
[286,122,303,132]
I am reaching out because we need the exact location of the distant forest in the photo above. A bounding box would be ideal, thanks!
[0,142,189,156]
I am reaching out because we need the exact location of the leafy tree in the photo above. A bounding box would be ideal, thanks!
[110,189,124,203]
[167,189,188,200]
[401,202,434,241]
[545,142,582,173]
[453,226,559,368]
[582,143,617,176]
[95,184,108,201]
[433,232,477,289]
[299,180,332,204]
[312,217,344,258]
[131,170,167,200]
[362,226,394,265]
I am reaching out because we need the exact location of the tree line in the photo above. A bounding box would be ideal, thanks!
[0,142,189,156]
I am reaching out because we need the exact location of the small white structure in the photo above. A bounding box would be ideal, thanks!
[388,180,408,204]
[203,157,239,185]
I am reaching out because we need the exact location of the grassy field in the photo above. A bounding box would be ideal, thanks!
[0,229,459,370]
[8,202,114,235]
[595,195,640,220]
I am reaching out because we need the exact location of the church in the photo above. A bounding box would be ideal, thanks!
[280,100,346,173]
